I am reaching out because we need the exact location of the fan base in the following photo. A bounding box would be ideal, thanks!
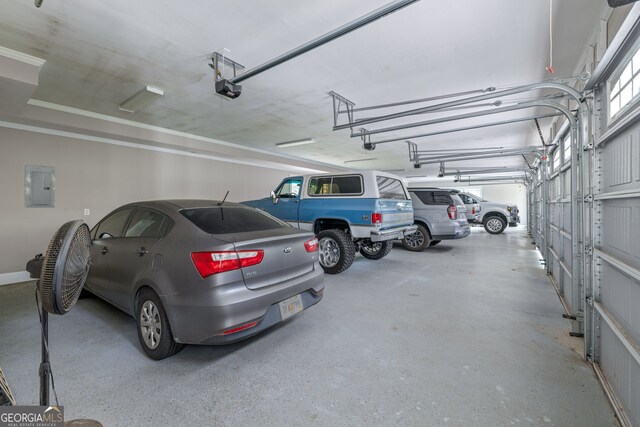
[64,419,103,427]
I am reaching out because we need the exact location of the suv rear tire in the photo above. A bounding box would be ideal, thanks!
[402,224,431,252]
[317,229,355,274]
[359,240,393,260]
[484,216,506,234]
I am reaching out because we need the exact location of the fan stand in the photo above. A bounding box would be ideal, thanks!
[38,296,50,406]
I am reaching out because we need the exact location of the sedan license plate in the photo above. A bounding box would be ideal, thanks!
[279,294,303,320]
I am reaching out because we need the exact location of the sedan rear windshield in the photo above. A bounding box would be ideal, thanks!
[180,207,290,234]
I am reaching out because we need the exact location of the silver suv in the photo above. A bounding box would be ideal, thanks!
[403,188,471,251]
[453,191,520,234]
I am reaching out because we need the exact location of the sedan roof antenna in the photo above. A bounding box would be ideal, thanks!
[218,190,230,206]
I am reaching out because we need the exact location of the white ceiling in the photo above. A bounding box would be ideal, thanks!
[0,0,607,177]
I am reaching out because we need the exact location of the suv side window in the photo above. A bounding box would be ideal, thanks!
[376,176,407,200]
[275,178,302,198]
[308,175,363,196]
[124,208,168,238]
[413,191,433,205]
[93,208,134,239]
[432,191,453,205]
[459,194,476,204]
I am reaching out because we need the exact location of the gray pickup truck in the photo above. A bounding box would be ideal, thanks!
[452,191,520,234]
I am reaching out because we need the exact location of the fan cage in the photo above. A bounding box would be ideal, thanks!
[39,220,91,315]
[0,367,16,406]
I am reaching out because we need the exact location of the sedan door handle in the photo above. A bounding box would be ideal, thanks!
[136,247,149,257]
[100,247,109,255]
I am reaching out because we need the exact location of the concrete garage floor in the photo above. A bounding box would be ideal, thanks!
[0,227,618,426]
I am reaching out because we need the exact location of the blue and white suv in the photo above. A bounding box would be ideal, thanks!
[243,171,417,274]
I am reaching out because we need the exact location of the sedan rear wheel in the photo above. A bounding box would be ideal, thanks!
[136,288,183,360]
[317,229,355,274]
[359,240,393,260]
[402,224,431,252]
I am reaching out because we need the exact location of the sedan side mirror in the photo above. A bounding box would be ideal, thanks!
[99,232,113,239]
[271,191,279,205]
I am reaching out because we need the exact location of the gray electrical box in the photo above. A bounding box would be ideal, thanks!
[25,165,55,208]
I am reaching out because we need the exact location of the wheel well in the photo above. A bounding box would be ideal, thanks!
[413,220,431,236]
[484,212,507,223]
[313,218,350,234]
[133,284,155,312]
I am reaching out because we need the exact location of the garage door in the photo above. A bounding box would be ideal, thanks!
[587,26,640,427]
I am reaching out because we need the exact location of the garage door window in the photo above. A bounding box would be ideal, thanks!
[609,46,640,119]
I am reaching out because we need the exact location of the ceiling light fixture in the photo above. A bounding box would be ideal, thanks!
[344,158,378,164]
[119,86,164,113]
[275,138,316,148]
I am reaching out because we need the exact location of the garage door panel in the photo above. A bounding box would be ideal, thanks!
[552,230,561,251]
[601,130,639,193]
[601,200,640,271]
[563,269,574,312]
[563,169,571,197]
[598,319,640,427]
[563,235,572,265]
[563,203,572,233]
[549,203,557,227]
[599,262,640,347]
[551,257,560,281]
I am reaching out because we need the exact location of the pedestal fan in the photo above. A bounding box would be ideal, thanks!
[35,220,92,407]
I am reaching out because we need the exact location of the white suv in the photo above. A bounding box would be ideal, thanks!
[453,191,519,234]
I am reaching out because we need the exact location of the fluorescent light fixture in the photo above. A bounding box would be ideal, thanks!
[344,158,378,164]
[276,138,316,148]
[119,86,164,113]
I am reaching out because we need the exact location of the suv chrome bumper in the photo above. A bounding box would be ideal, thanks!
[370,224,418,242]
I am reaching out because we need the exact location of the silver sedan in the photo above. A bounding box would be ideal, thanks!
[84,200,325,360]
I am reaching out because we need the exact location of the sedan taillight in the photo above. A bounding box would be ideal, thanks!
[304,237,318,252]
[447,205,457,220]
[191,250,264,278]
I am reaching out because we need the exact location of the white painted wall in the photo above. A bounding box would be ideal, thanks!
[481,184,528,226]
[0,126,298,277]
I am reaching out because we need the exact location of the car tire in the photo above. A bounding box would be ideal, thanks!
[430,240,442,247]
[136,288,183,360]
[317,229,355,274]
[402,224,431,252]
[484,216,507,234]
[359,240,393,260]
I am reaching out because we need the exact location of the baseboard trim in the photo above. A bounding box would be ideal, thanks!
[0,271,31,286]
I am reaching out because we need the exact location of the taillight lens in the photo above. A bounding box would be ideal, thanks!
[472,206,477,214]
[304,237,318,252]
[371,212,383,224]
[447,205,457,220]
[191,250,264,278]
